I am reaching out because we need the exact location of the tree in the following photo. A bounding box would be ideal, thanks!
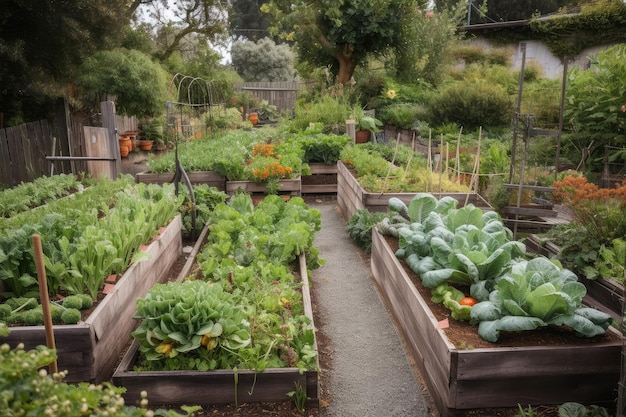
[231,38,295,81]
[0,0,129,125]
[134,0,230,61]
[230,0,271,41]
[78,49,169,118]
[261,0,428,85]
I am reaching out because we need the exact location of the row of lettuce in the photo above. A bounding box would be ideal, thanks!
[0,175,182,326]
[0,168,323,373]
[377,193,614,343]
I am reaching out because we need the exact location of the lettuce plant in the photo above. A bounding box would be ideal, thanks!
[469,257,613,342]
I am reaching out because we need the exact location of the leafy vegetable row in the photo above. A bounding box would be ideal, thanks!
[0,179,181,303]
[131,193,322,372]
[378,193,613,342]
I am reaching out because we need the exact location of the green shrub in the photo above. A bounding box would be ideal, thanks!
[0,304,11,319]
[378,103,425,129]
[453,44,512,67]
[429,81,513,130]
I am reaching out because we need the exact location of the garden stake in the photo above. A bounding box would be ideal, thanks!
[455,127,462,183]
[32,234,58,374]
[400,131,416,183]
[380,134,400,194]
[465,127,482,207]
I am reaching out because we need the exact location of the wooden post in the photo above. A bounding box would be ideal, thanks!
[32,234,58,375]
[345,119,356,143]
[100,101,121,177]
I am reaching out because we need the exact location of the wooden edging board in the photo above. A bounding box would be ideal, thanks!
[225,176,301,195]
[337,160,491,220]
[301,163,338,194]
[0,215,183,383]
[370,229,621,416]
[112,253,319,408]
[135,171,226,191]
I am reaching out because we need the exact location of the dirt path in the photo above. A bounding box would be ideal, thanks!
[307,198,433,417]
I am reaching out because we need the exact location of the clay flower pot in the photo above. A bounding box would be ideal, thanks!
[120,145,129,157]
[248,112,259,126]
[139,140,153,151]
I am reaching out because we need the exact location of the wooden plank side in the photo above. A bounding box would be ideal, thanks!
[453,372,619,409]
[455,344,620,380]
[6,125,28,184]
[308,163,338,175]
[371,231,454,412]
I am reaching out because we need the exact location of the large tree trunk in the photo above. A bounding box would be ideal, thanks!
[336,43,357,84]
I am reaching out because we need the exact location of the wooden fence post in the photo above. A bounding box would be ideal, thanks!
[101,101,121,176]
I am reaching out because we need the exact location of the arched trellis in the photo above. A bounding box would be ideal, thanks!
[164,74,228,240]
[165,73,228,141]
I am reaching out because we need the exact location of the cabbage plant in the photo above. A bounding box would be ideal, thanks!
[469,257,613,342]
[388,193,524,301]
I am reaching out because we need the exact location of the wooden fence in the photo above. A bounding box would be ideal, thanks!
[0,103,136,188]
[233,81,315,112]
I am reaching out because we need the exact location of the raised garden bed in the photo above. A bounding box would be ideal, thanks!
[225,176,302,196]
[0,215,182,383]
[301,163,338,194]
[112,253,319,408]
[336,160,491,220]
[135,171,226,191]
[370,229,621,416]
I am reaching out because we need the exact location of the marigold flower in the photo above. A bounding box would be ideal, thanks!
[386,89,397,99]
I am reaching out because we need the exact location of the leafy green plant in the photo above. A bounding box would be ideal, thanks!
[378,103,422,129]
[558,402,611,417]
[286,381,307,413]
[387,193,525,302]
[132,280,251,369]
[469,257,613,342]
[346,210,390,253]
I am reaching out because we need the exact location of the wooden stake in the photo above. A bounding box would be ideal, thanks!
[32,234,58,374]
[456,127,463,183]
[381,135,400,194]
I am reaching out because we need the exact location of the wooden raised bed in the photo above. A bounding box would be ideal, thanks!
[301,162,338,194]
[0,216,183,383]
[135,171,226,191]
[226,176,301,196]
[370,229,621,416]
[112,255,319,408]
[337,160,491,220]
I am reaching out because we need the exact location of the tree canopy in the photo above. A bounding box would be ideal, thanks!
[231,38,295,81]
[0,0,129,125]
[261,0,429,84]
[229,0,271,41]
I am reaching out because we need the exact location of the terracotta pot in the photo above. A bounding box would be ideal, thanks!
[119,136,132,150]
[248,112,259,126]
[139,140,153,151]
[355,130,370,144]
[120,145,129,157]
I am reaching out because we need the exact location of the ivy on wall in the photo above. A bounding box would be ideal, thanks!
[467,0,626,58]
[529,0,626,58]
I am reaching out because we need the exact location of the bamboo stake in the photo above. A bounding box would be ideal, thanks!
[32,234,58,374]
[400,130,416,183]
[465,127,482,206]
[456,127,463,183]
[381,134,400,194]
[427,130,432,191]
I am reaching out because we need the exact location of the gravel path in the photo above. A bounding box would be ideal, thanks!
[307,199,432,417]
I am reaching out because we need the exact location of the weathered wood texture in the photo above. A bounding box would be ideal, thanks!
[233,81,315,113]
[0,102,135,187]
[135,171,227,191]
[225,177,301,196]
[336,161,491,220]
[301,163,338,194]
[370,230,622,416]
[0,120,52,187]
[0,216,182,383]
[112,247,319,407]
